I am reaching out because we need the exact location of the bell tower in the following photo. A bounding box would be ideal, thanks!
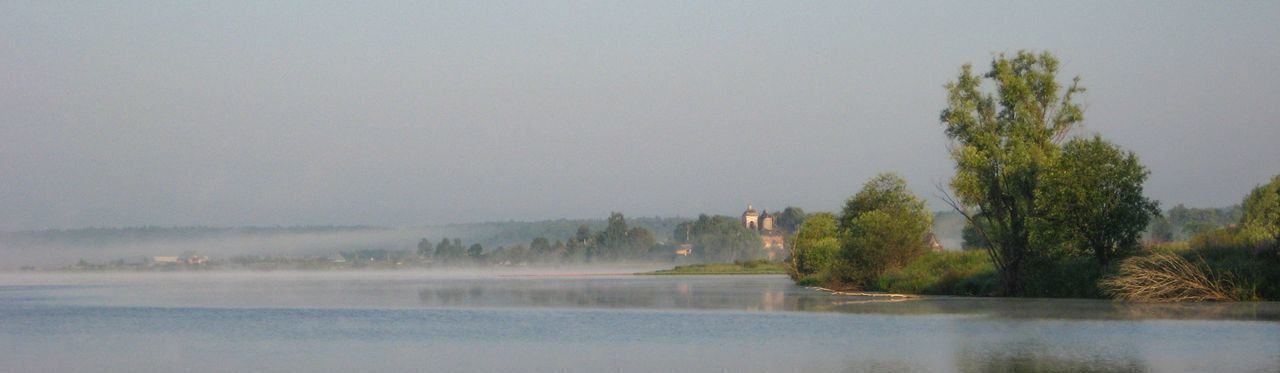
[742,204,759,230]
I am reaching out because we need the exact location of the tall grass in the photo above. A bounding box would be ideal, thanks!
[1100,253,1238,302]
[875,251,997,295]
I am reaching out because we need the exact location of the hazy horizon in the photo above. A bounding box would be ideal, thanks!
[4,1,1278,231]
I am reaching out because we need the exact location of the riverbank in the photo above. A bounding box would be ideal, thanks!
[638,260,786,275]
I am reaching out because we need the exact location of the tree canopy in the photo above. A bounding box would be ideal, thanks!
[1034,135,1159,265]
[1241,174,1280,242]
[839,173,933,284]
[940,50,1084,295]
[788,212,839,280]
[679,214,764,262]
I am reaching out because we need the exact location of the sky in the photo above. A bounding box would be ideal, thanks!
[2,1,1278,230]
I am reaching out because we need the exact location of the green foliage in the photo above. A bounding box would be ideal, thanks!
[940,50,1084,295]
[775,207,807,235]
[1190,228,1253,252]
[439,217,683,251]
[1139,226,1280,301]
[961,216,992,251]
[530,237,553,261]
[838,174,926,233]
[626,227,657,258]
[417,238,433,257]
[534,213,660,262]
[433,237,467,263]
[875,251,997,296]
[1021,256,1106,298]
[788,212,839,281]
[839,173,933,286]
[596,212,630,261]
[681,214,764,262]
[1146,215,1175,242]
[1034,135,1159,265]
[1241,174,1280,242]
[1163,204,1242,240]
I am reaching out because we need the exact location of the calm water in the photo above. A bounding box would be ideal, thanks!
[1,271,1277,372]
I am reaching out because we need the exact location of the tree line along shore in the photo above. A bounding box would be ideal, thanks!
[787,51,1279,302]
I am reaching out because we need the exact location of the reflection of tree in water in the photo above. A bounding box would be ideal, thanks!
[417,280,665,309]
[840,358,916,373]
[415,278,825,311]
[809,296,1280,322]
[416,278,1280,322]
[957,340,1147,373]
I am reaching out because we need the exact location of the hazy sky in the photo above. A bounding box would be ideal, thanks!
[3,1,1278,230]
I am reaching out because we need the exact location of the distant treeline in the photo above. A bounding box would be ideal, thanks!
[421,211,806,265]
[1,219,686,252]
[436,217,686,249]
[0,225,385,246]
[1146,205,1243,242]
[422,212,666,265]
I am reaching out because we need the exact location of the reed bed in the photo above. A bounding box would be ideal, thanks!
[1101,253,1237,302]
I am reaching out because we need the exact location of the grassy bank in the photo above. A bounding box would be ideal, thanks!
[795,238,1278,301]
[875,251,997,296]
[793,250,999,296]
[1107,237,1280,301]
[639,260,786,275]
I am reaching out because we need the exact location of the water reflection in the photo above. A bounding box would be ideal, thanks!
[956,340,1148,373]
[413,275,1280,322]
[3,273,1277,372]
[415,276,799,311]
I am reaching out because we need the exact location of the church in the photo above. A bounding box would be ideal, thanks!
[742,204,787,261]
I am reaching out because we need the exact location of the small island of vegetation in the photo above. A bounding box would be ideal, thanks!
[787,51,1280,302]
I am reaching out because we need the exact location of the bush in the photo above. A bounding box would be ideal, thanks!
[1184,228,1280,300]
[838,174,933,287]
[795,237,840,279]
[1189,227,1250,252]
[788,213,840,281]
[1022,257,1106,298]
[874,251,997,295]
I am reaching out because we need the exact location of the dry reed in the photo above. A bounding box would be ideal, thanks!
[1101,253,1237,302]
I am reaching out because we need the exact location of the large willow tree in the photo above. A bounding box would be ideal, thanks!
[939,51,1084,295]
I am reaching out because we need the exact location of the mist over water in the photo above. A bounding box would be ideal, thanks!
[3,1,1280,372]
[2,272,1278,372]
[0,228,426,269]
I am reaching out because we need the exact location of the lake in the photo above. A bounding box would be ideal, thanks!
[1,270,1277,372]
